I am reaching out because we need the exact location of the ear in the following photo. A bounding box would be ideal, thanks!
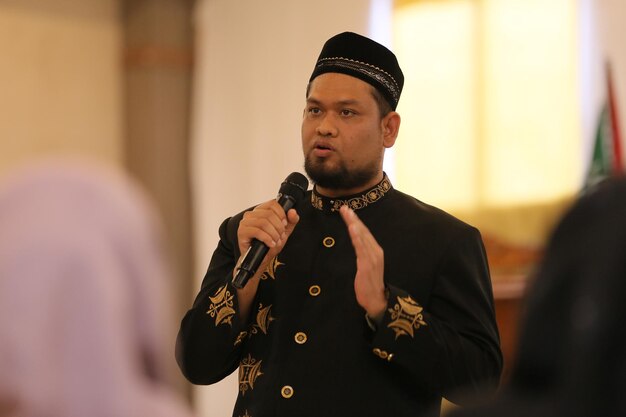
[381,112,401,148]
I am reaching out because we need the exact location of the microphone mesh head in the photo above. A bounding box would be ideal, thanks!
[279,172,308,203]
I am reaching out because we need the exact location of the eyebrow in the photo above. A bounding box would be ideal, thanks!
[306,97,361,107]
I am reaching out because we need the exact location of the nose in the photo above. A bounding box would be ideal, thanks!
[315,114,338,137]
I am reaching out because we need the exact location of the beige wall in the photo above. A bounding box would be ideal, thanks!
[0,0,123,176]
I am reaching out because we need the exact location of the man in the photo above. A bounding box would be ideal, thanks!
[177,32,502,417]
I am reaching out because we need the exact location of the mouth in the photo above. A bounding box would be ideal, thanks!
[313,140,334,151]
[312,142,334,157]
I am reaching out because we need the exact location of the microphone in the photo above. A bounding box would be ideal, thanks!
[232,172,309,289]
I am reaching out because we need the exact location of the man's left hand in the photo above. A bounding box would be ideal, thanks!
[339,205,387,321]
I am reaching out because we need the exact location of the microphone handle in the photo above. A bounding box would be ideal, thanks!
[231,194,297,289]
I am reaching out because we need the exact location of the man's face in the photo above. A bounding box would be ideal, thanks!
[302,72,390,195]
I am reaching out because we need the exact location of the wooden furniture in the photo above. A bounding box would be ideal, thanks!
[483,235,542,383]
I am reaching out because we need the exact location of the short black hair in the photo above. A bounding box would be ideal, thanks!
[370,85,393,118]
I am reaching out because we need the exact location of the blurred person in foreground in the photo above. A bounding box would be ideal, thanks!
[447,176,626,417]
[177,32,502,417]
[0,159,195,417]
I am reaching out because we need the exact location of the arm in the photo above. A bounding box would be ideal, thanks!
[175,201,299,385]
[175,215,245,385]
[340,206,502,402]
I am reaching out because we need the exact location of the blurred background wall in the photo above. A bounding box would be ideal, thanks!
[0,0,124,173]
[1,0,625,416]
[0,0,195,398]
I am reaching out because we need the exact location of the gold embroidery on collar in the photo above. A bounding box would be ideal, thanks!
[311,176,392,212]
[239,411,252,417]
[239,354,263,396]
[250,304,275,335]
[261,257,283,280]
[206,285,235,327]
[311,192,324,210]
[387,295,428,339]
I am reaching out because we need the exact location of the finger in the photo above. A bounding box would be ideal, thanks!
[340,206,383,266]
[254,201,288,228]
[269,209,299,249]
[263,200,289,226]
[257,209,288,236]
[285,208,300,231]
[266,209,300,257]
[239,223,279,248]
[340,206,369,255]
[239,223,277,249]
[339,204,358,227]
[340,206,372,244]
[243,202,287,235]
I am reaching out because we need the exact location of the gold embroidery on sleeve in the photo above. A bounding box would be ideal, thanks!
[250,304,275,335]
[387,295,428,339]
[206,285,235,327]
[234,331,248,346]
[239,354,263,396]
[261,257,283,280]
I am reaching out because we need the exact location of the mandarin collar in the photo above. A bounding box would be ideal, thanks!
[310,174,393,213]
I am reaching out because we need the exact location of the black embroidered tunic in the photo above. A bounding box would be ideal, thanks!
[177,176,502,417]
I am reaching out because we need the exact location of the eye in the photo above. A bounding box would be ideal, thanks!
[340,109,356,117]
[307,107,321,115]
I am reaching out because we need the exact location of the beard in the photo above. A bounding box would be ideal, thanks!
[304,154,380,193]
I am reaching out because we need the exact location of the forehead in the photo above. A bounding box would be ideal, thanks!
[307,73,375,104]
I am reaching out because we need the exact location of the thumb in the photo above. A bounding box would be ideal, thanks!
[284,208,300,234]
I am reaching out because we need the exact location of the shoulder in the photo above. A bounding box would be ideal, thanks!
[387,189,478,235]
[219,204,255,242]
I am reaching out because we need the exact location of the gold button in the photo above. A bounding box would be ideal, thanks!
[309,285,321,296]
[322,237,335,248]
[281,385,294,398]
[294,332,307,344]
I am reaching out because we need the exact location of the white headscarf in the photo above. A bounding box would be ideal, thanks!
[0,159,195,417]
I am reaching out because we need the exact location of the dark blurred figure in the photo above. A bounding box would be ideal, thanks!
[447,176,626,417]
[0,159,195,417]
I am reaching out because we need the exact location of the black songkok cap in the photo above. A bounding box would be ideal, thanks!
[309,32,404,110]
